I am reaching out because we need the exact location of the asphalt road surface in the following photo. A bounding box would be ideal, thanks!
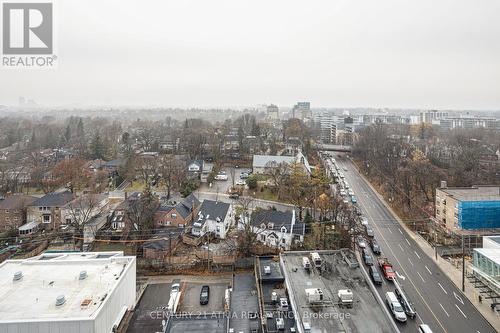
[333,154,496,333]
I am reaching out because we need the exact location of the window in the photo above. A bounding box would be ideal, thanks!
[5,210,9,214]
[43,215,51,223]
[171,213,177,218]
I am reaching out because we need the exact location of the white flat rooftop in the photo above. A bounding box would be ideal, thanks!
[0,251,134,322]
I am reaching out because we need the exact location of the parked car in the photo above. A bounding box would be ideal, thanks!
[240,172,249,179]
[363,249,374,265]
[229,193,240,199]
[369,266,383,285]
[386,292,407,322]
[214,174,228,181]
[357,236,367,249]
[371,239,381,255]
[235,179,246,186]
[360,217,368,225]
[366,226,374,237]
[200,285,210,305]
[351,196,357,204]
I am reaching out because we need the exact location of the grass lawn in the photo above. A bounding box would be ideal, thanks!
[127,181,146,192]
[253,186,279,202]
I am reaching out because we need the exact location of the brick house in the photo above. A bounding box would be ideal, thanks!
[0,195,37,232]
[154,194,200,228]
[27,191,75,230]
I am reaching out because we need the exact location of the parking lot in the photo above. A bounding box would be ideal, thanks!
[199,167,250,194]
[178,281,229,314]
[126,283,171,333]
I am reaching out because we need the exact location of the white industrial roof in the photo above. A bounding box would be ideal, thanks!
[0,251,135,322]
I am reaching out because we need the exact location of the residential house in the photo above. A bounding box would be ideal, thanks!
[200,161,214,183]
[244,209,305,250]
[154,193,201,228]
[0,194,37,231]
[27,191,75,230]
[191,200,233,239]
[60,193,109,227]
[143,231,182,260]
[187,160,203,180]
[109,192,141,231]
[223,135,240,152]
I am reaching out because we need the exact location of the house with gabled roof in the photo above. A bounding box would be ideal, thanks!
[191,200,233,239]
[243,209,305,250]
[154,193,201,228]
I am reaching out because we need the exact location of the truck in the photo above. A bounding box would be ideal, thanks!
[394,278,417,319]
[302,257,311,271]
[310,252,322,268]
[337,289,353,308]
[378,257,395,281]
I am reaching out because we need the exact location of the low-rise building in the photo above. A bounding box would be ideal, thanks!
[252,152,311,175]
[471,236,500,295]
[154,193,200,228]
[0,251,136,333]
[244,209,305,250]
[435,183,500,231]
[191,200,233,239]
[27,191,75,230]
[0,194,36,231]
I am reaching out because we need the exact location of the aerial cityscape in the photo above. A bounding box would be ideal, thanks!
[0,1,499,333]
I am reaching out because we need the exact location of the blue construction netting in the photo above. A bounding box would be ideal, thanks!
[458,200,500,230]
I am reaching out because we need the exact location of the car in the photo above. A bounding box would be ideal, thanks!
[344,182,350,189]
[360,217,368,225]
[348,189,354,196]
[343,167,348,171]
[200,285,210,305]
[371,240,381,255]
[355,207,363,216]
[229,193,239,199]
[369,266,383,285]
[357,236,367,249]
[351,196,357,204]
[366,226,374,237]
[395,288,417,319]
[240,172,249,179]
[339,189,347,196]
[235,179,246,186]
[343,198,349,204]
[386,291,407,322]
[418,324,433,333]
[363,250,374,265]
[214,174,228,181]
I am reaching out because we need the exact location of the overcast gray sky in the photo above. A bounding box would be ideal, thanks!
[1,0,500,109]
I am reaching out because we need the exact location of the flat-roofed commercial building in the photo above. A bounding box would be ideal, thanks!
[0,251,136,333]
[435,183,500,231]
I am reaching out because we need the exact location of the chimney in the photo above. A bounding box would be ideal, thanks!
[440,180,447,189]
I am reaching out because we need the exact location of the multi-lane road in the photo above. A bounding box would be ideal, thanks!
[331,154,496,333]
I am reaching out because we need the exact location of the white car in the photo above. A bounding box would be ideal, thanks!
[235,179,246,186]
[214,174,228,181]
[360,217,369,226]
[357,237,367,249]
[348,189,354,196]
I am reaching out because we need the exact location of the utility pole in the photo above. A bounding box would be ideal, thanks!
[462,233,465,292]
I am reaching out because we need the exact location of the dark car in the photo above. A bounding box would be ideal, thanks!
[371,240,381,255]
[395,288,417,319]
[229,193,240,199]
[369,266,383,285]
[200,285,210,305]
[363,250,374,266]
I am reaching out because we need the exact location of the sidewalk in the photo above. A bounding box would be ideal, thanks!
[351,161,500,331]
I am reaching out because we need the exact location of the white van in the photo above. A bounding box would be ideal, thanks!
[385,292,407,322]
[302,257,311,271]
[310,252,322,268]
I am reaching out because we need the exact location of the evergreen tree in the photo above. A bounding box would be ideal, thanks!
[90,131,106,159]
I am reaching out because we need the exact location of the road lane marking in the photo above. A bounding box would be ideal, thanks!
[425,265,433,275]
[453,291,464,305]
[398,243,405,252]
[414,251,421,259]
[438,283,448,294]
[396,271,406,280]
[350,162,448,333]
[408,257,414,266]
[455,304,467,318]
[405,238,411,246]
[398,228,403,235]
[388,228,393,234]
[417,271,426,283]
[440,303,450,317]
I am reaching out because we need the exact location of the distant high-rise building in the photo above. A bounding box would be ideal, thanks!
[292,102,311,120]
[266,104,279,120]
[420,110,448,124]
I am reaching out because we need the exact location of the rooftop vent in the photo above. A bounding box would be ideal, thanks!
[79,270,88,280]
[13,271,23,281]
[55,295,66,307]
